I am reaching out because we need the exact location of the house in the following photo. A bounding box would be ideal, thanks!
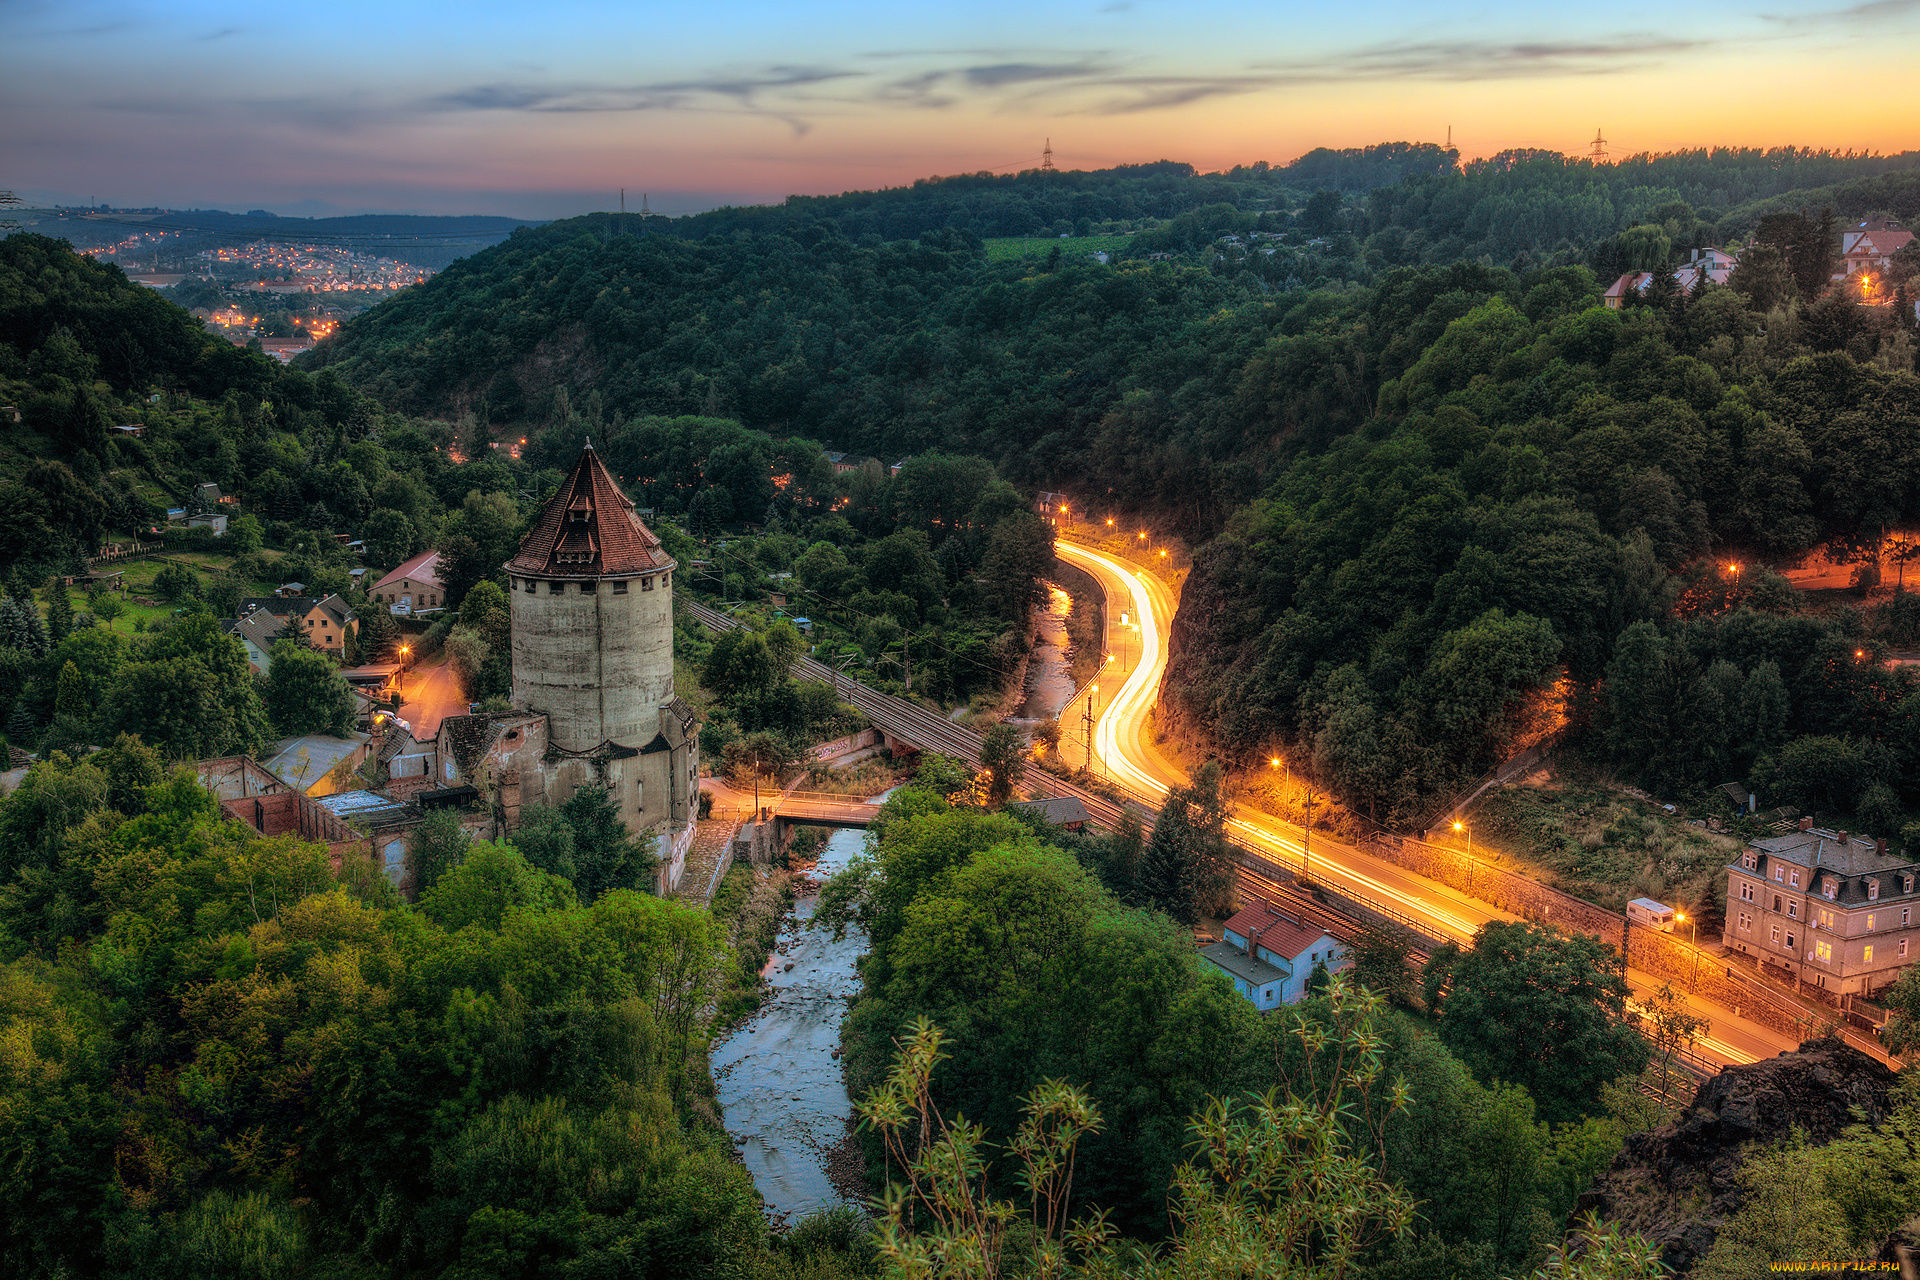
[192,481,227,507]
[225,609,284,674]
[263,730,374,796]
[195,754,292,801]
[276,582,306,597]
[1011,796,1091,831]
[1034,490,1071,526]
[371,549,446,615]
[1840,218,1913,277]
[1199,901,1351,1010]
[1603,271,1655,308]
[1676,246,1738,290]
[187,512,228,536]
[315,789,429,890]
[822,450,875,475]
[221,787,365,870]
[110,423,146,438]
[236,593,356,656]
[890,458,911,478]
[1722,819,1920,998]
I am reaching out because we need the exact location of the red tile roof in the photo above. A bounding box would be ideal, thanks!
[372,549,444,594]
[507,443,672,578]
[1222,901,1331,962]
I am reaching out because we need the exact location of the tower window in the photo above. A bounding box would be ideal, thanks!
[550,581,565,594]
[580,581,594,593]
[613,580,628,594]
[642,576,653,591]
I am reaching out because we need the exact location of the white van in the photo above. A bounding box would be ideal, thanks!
[1627,898,1675,932]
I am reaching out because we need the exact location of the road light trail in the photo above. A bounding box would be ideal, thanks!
[1053,537,1800,1070]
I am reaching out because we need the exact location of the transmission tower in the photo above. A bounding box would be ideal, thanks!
[1041,138,1055,171]
[1589,128,1609,161]
[641,193,651,215]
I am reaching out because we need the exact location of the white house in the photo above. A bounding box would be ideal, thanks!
[1199,901,1351,1010]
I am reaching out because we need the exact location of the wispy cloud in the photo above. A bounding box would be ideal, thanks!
[1762,0,1920,22]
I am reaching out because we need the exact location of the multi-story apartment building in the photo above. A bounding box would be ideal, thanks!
[1722,819,1920,997]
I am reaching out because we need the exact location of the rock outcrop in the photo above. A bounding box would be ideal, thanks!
[1576,1037,1899,1274]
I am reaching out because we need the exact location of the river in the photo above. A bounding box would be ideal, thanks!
[710,818,874,1223]
[1017,581,1076,722]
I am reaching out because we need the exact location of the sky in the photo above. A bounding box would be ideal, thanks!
[4,0,1919,218]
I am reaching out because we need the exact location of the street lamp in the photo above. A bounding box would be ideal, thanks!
[399,644,411,673]
[1084,683,1101,776]
[1676,910,1700,991]
[1453,819,1473,897]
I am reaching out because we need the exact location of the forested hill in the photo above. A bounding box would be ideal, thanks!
[302,145,1920,537]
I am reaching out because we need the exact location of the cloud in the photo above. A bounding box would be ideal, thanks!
[425,66,852,129]
[962,61,1108,88]
[1252,35,1706,82]
[1762,0,1920,21]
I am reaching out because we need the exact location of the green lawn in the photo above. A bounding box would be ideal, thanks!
[59,552,284,637]
[982,234,1133,262]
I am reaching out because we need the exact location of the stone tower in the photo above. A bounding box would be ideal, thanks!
[504,443,697,882]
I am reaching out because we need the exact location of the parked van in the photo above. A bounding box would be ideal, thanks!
[1627,898,1675,932]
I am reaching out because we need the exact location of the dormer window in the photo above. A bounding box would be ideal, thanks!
[1773,865,1784,882]
[1789,869,1800,889]
[1823,879,1837,900]
[1870,880,1881,901]
[1742,851,1757,870]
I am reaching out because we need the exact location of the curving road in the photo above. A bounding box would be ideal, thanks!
[1053,538,1801,1070]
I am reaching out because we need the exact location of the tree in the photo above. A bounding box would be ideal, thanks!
[263,642,357,737]
[557,783,658,900]
[407,809,470,897]
[355,603,398,663]
[1425,921,1649,1125]
[1137,761,1233,924]
[977,723,1025,807]
[41,579,73,645]
[152,563,201,603]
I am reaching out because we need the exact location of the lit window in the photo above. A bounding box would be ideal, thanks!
[1820,910,1835,929]
[1816,940,1832,962]
[1869,914,1877,931]
[1866,944,1875,963]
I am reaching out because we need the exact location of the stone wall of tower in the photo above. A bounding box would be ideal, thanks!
[508,567,676,751]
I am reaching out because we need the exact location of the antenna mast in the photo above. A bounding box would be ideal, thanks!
[1589,127,1609,161]
[1041,138,1055,171]
[620,188,625,213]
[641,193,651,215]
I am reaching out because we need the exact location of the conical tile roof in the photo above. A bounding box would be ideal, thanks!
[506,443,672,578]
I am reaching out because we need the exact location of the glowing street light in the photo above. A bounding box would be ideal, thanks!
[1454,819,1475,896]
[1675,910,1700,990]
